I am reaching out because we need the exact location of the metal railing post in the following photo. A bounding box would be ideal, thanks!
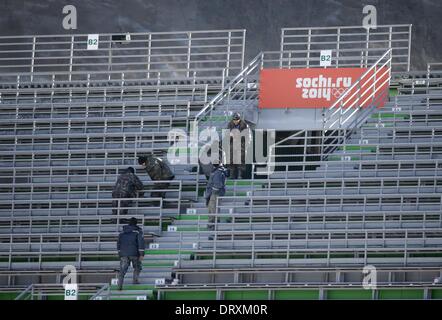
[279,29,284,69]
[306,29,311,68]
[146,33,152,78]
[30,36,36,81]
[336,27,341,68]
[69,36,74,82]
[407,25,413,72]
[186,32,192,78]
[241,30,246,70]
[226,31,232,78]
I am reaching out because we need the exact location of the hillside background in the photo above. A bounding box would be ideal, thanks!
[1,0,441,69]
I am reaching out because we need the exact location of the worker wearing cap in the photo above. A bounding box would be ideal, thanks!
[224,112,252,179]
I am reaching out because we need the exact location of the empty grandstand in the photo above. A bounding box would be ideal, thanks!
[0,22,441,302]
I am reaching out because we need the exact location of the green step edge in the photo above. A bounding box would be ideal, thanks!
[192,251,442,260]
[226,181,263,187]
[201,116,231,122]
[0,292,20,300]
[378,289,424,299]
[328,156,361,161]
[371,113,409,119]
[162,290,217,300]
[363,123,394,128]
[338,146,376,152]
[225,192,248,196]
[143,262,176,267]
[176,227,209,232]
[110,285,155,291]
[389,88,399,97]
[109,296,151,300]
[69,287,442,300]
[274,290,319,300]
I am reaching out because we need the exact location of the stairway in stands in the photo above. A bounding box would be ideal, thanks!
[102,96,254,300]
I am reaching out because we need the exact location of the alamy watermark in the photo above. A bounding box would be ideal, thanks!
[362,5,377,30]
[362,265,377,290]
[62,5,77,30]
[62,265,78,300]
[159,125,276,174]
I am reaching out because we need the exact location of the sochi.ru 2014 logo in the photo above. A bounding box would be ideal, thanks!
[296,76,352,101]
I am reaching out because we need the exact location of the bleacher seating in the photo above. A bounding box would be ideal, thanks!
[151,73,442,300]
[0,28,247,300]
[2,25,442,301]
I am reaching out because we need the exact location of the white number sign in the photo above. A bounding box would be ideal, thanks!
[320,50,332,67]
[87,34,99,50]
[64,284,78,300]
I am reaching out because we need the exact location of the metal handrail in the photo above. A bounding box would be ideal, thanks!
[193,47,392,127]
[198,49,393,179]
[193,52,263,125]
[323,48,392,131]
[0,30,246,80]
[281,24,412,72]
[14,284,33,300]
[89,283,110,300]
[14,283,108,300]
[0,29,248,39]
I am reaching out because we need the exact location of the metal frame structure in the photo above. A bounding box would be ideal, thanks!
[0,30,246,82]
[322,49,392,130]
[172,266,442,287]
[15,283,107,300]
[156,283,442,300]
[280,24,412,72]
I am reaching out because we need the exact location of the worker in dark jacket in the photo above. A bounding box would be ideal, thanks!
[138,155,175,199]
[117,217,145,290]
[205,162,229,231]
[205,163,229,214]
[199,143,226,181]
[224,112,252,179]
[112,167,144,215]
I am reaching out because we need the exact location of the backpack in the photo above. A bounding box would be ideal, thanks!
[211,168,227,190]
[114,173,135,196]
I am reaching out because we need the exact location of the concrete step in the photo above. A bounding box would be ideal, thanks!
[124,271,172,278]
[348,137,442,144]
[172,220,209,227]
[214,221,442,231]
[141,261,178,268]
[174,214,209,221]
[363,119,442,127]
[110,289,154,296]
[108,290,154,300]
[110,284,155,291]
[246,187,442,196]
[319,170,437,179]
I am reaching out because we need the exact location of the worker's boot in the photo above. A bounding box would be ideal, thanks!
[133,268,140,285]
[117,276,124,291]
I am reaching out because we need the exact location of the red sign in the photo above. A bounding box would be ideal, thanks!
[259,68,389,109]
